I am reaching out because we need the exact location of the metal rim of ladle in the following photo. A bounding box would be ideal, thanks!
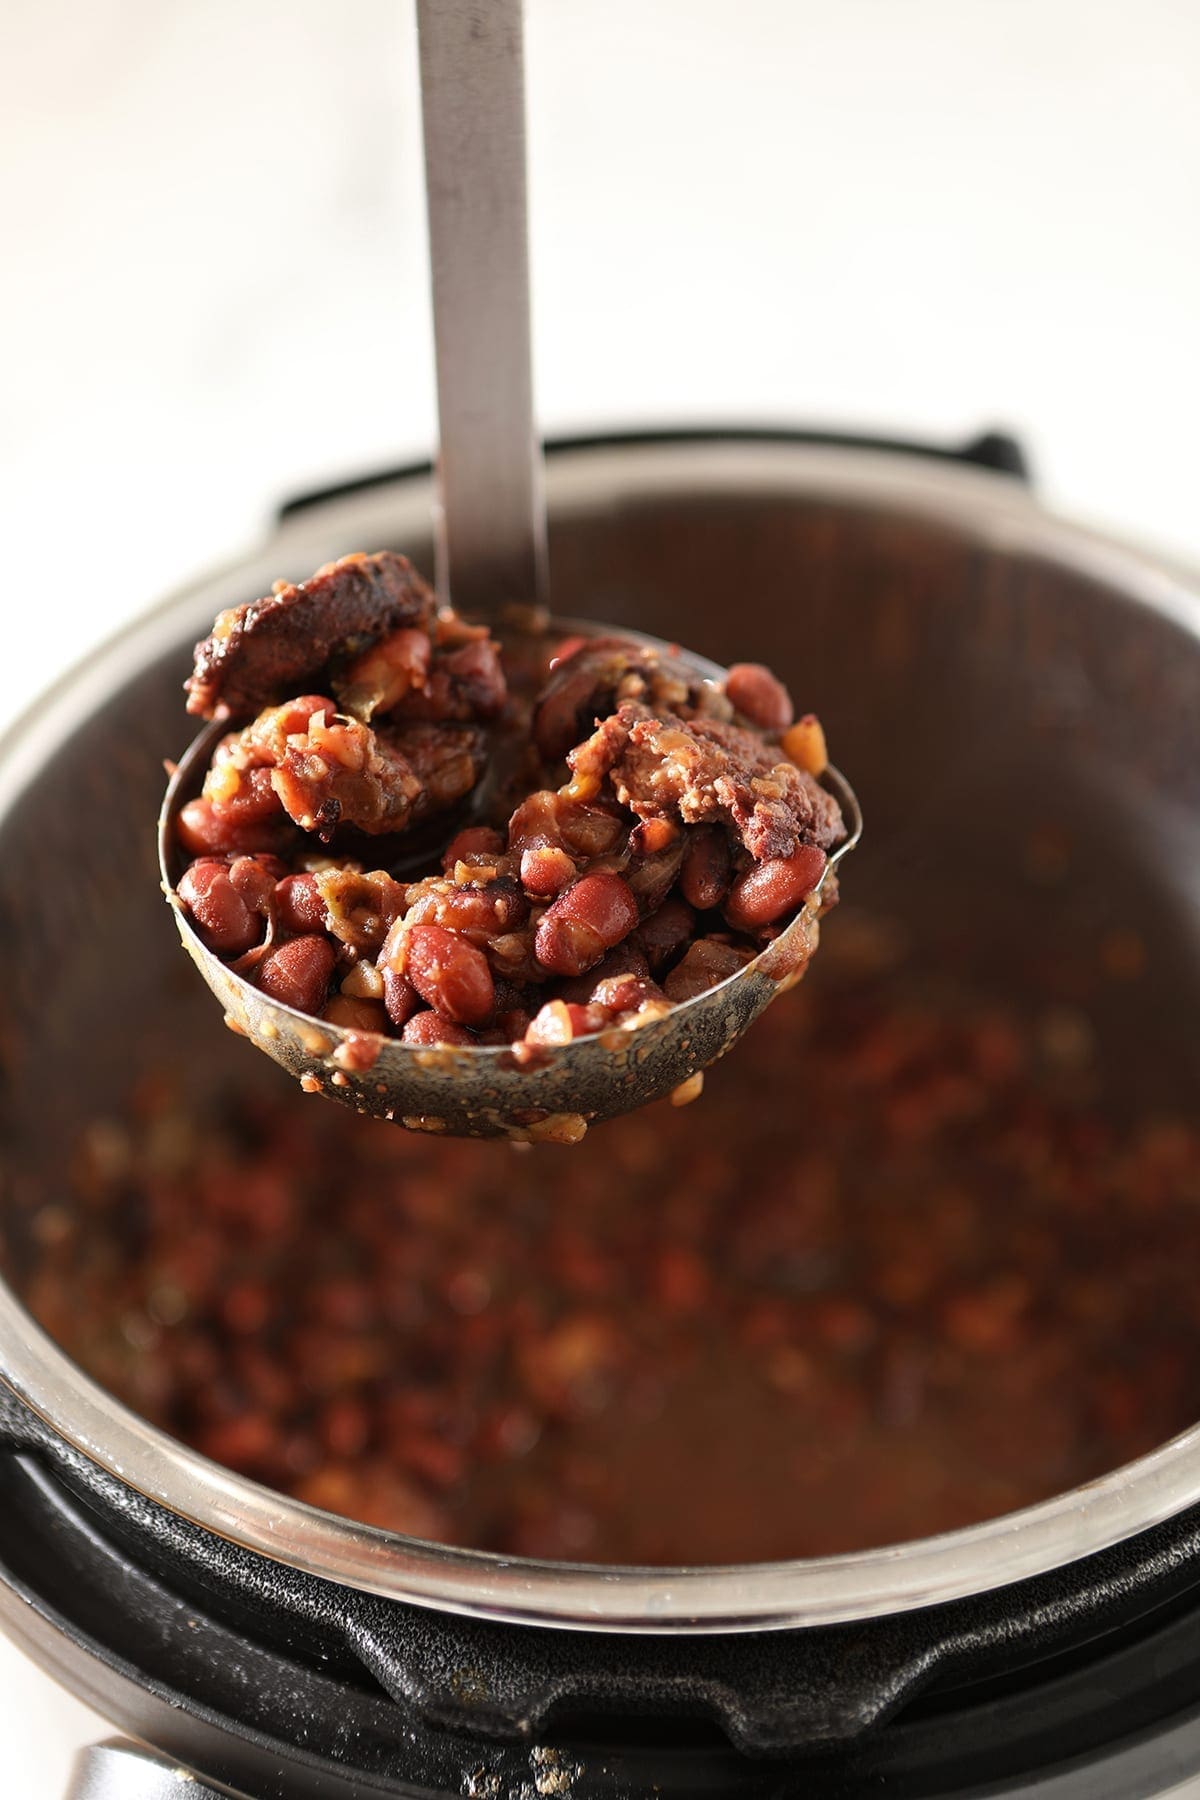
[3,436,1200,1635]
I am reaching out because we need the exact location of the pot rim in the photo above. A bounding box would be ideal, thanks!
[3,431,1200,1635]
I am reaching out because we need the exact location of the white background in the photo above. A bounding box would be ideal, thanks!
[2,1,1200,1791]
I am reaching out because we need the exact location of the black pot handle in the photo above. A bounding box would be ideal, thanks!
[345,1602,945,1756]
[64,1743,238,1800]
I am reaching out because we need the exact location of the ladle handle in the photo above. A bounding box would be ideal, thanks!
[416,0,548,617]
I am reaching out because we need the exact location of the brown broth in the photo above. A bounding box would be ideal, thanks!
[13,910,1200,1565]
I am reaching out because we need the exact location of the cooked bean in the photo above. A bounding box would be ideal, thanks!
[178,859,261,956]
[275,873,328,935]
[524,1000,609,1046]
[558,943,650,1005]
[590,973,665,1013]
[401,925,495,1025]
[724,845,828,931]
[402,1010,476,1047]
[230,854,287,900]
[520,845,577,898]
[534,874,639,978]
[680,825,732,911]
[257,935,337,1014]
[177,797,282,859]
[382,967,420,1029]
[634,897,695,971]
[725,662,793,732]
[401,876,528,944]
[441,826,506,872]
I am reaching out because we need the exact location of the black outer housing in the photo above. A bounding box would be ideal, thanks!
[6,428,1200,1800]
[8,1390,1200,1800]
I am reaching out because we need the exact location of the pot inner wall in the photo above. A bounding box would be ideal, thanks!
[2,466,1200,1574]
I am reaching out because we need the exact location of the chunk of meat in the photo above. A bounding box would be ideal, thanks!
[207,701,486,841]
[389,721,489,822]
[533,638,730,762]
[330,631,508,726]
[569,703,844,864]
[330,627,432,721]
[186,552,437,719]
[390,638,508,723]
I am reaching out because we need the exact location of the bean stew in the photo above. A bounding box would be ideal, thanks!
[172,552,846,1067]
[15,908,1200,1565]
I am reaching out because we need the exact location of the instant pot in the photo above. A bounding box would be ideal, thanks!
[3,432,1200,1798]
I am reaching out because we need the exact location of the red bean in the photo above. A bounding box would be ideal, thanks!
[177,859,261,956]
[402,1010,476,1047]
[724,844,827,931]
[520,846,576,898]
[256,935,336,1014]
[441,826,505,872]
[634,897,695,971]
[382,967,420,1030]
[177,797,281,858]
[558,942,649,1005]
[680,826,732,911]
[227,855,278,915]
[534,873,639,978]
[524,1000,608,1046]
[275,873,327,935]
[724,663,794,732]
[403,877,528,940]
[403,925,495,1025]
[591,973,664,1014]
[274,694,339,735]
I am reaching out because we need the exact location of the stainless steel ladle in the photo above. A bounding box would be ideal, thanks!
[158,0,861,1139]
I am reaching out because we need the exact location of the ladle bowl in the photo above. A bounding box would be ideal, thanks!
[158,620,860,1141]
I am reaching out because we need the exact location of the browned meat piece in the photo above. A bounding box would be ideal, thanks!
[186,552,438,719]
[270,713,423,838]
[569,702,844,864]
[389,638,508,723]
[389,721,489,819]
[533,637,730,761]
[274,717,485,842]
[206,699,485,842]
[330,627,432,722]
[329,630,507,726]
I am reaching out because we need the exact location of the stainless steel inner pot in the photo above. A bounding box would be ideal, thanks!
[1,435,1199,1636]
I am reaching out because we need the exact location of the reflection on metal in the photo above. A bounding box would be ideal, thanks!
[65,1742,234,1800]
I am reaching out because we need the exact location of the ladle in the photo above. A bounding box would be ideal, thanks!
[158,1,861,1139]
